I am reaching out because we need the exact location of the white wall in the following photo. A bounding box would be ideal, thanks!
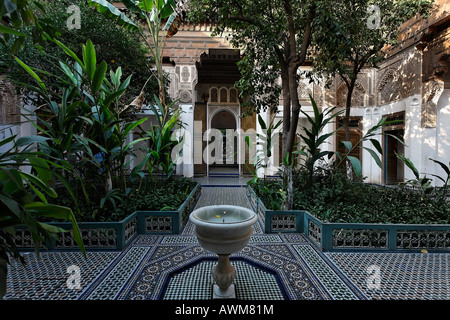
[436,89,450,186]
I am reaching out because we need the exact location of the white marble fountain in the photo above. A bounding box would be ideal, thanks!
[189,205,258,299]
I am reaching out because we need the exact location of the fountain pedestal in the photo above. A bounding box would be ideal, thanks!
[189,205,258,299]
[212,255,237,299]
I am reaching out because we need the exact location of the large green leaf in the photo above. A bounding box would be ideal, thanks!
[122,0,143,13]
[92,60,107,94]
[82,39,97,81]
[14,57,46,92]
[363,146,382,169]
[88,0,138,30]
[347,155,362,177]
[24,202,86,257]
[138,0,154,12]
[27,156,52,184]
[15,135,49,148]
[0,25,29,38]
[429,158,450,176]
[340,140,353,152]
[19,171,57,198]
[396,153,419,180]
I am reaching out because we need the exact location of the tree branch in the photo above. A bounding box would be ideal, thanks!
[227,15,265,29]
[295,2,316,67]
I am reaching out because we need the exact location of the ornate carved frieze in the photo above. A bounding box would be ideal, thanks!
[336,81,366,108]
[169,65,198,104]
[377,68,403,105]
[178,90,192,103]
[298,79,324,106]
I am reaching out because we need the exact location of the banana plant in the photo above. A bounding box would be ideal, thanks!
[0,134,85,300]
[88,0,179,109]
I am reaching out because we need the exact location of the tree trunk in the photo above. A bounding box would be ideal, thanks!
[280,67,294,210]
[344,80,355,179]
[279,63,303,210]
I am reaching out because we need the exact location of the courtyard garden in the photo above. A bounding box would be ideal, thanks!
[0,0,449,302]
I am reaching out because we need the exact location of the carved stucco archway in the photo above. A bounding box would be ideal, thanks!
[206,88,241,176]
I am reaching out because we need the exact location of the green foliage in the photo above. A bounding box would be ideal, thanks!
[87,0,138,29]
[0,0,59,53]
[0,0,161,105]
[250,179,287,211]
[53,177,198,222]
[131,95,184,182]
[334,117,398,178]
[312,0,434,83]
[90,0,177,109]
[251,166,449,225]
[294,95,343,182]
[0,134,85,299]
[15,39,152,215]
[396,154,450,201]
[245,114,282,185]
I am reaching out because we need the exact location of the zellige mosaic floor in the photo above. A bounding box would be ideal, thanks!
[4,179,450,300]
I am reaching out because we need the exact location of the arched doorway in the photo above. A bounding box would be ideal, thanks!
[208,108,240,176]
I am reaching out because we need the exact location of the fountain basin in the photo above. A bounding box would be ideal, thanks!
[189,205,258,255]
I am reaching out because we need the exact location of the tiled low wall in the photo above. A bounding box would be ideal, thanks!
[15,183,201,251]
[246,186,450,253]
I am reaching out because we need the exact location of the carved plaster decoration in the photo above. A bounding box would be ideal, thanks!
[377,68,402,105]
[179,90,193,104]
[421,79,444,128]
[298,80,313,101]
[0,79,20,125]
[208,104,240,127]
[336,81,366,108]
[181,66,190,82]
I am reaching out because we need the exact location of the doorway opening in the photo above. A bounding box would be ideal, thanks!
[209,109,239,176]
[383,112,405,185]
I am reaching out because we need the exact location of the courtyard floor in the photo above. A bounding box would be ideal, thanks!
[4,175,450,301]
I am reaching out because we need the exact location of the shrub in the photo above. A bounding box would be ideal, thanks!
[251,168,449,224]
[51,177,198,222]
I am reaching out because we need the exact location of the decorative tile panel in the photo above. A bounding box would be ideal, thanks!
[332,229,388,249]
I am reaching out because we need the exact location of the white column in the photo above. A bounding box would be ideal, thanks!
[321,104,336,165]
[404,95,422,182]
[435,89,450,186]
[180,104,194,177]
[256,109,267,178]
[366,106,382,184]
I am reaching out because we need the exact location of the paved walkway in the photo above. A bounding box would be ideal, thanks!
[4,177,449,300]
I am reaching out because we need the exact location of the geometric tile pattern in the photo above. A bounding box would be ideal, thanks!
[162,260,286,300]
[107,232,365,300]
[81,247,150,300]
[4,251,119,300]
[293,245,365,300]
[4,183,450,300]
[326,252,450,300]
